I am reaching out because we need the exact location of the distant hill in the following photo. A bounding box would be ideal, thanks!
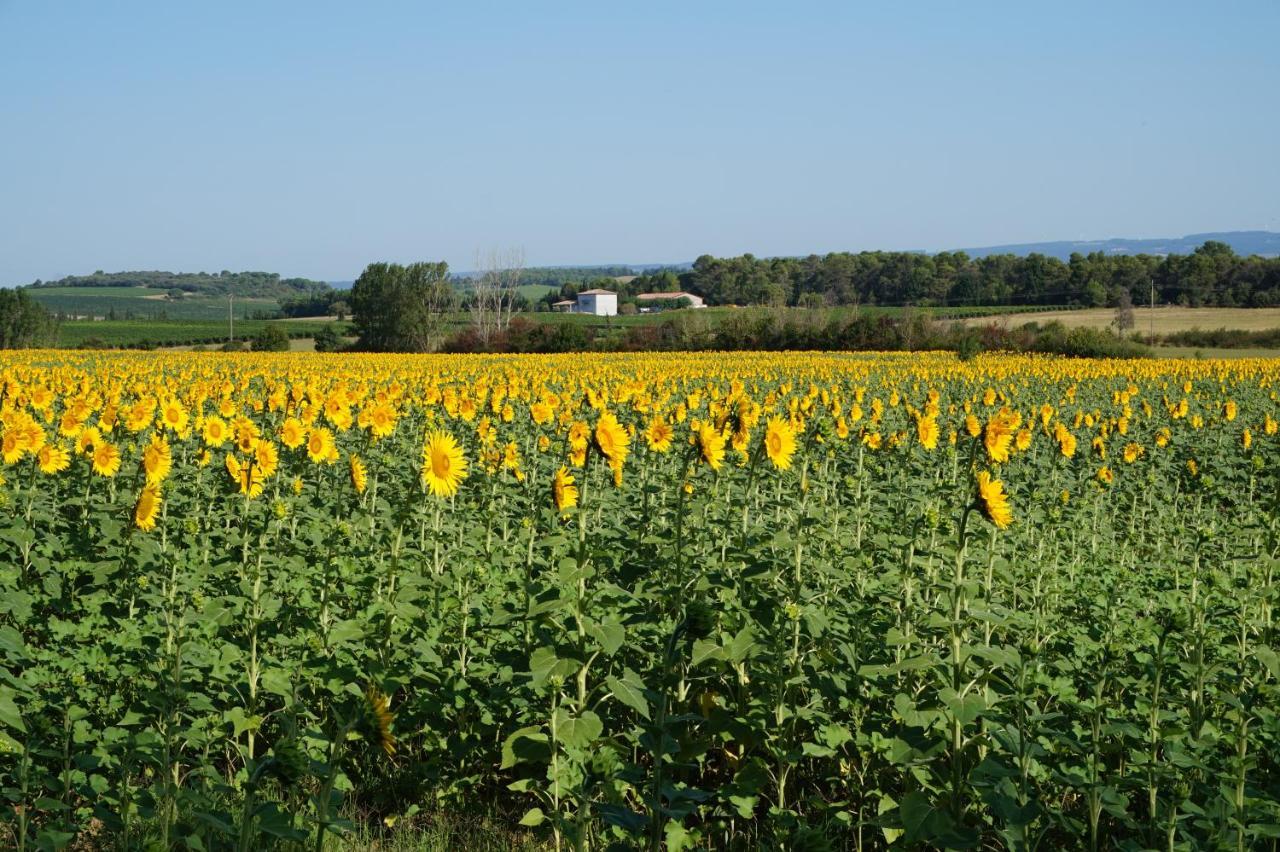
[28,270,332,300]
[956,231,1280,261]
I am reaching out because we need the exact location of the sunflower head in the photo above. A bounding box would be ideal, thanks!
[421,431,468,498]
[363,685,397,758]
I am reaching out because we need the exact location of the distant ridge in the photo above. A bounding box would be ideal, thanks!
[955,230,1280,261]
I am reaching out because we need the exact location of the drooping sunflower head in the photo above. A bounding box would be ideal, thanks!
[593,411,629,466]
[37,444,70,475]
[552,466,578,513]
[697,424,726,471]
[975,470,1012,529]
[134,484,162,531]
[349,453,368,493]
[363,685,397,759]
[143,433,172,485]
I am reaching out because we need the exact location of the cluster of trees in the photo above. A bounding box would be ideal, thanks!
[30,270,334,301]
[664,241,1280,308]
[350,262,457,352]
[510,265,634,288]
[277,293,350,318]
[0,289,57,349]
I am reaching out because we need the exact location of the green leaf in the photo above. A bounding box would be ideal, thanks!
[556,709,603,748]
[900,791,954,845]
[598,803,647,834]
[518,807,545,827]
[590,618,625,656]
[725,626,757,663]
[326,620,364,646]
[690,638,721,667]
[606,670,650,720]
[0,688,25,733]
[500,725,549,769]
[0,626,26,658]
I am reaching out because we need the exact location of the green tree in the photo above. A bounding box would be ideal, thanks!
[351,261,455,352]
[251,324,290,351]
[313,324,344,353]
[0,288,57,349]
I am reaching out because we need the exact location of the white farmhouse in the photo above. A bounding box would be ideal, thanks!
[574,289,617,316]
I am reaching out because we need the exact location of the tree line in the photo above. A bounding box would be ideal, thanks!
[29,270,333,300]
[637,241,1280,309]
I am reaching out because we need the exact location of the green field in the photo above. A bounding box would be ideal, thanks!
[55,319,351,348]
[517,284,559,303]
[50,305,1074,349]
[28,286,282,321]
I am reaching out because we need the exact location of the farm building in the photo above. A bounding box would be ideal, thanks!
[570,289,618,316]
[634,291,705,311]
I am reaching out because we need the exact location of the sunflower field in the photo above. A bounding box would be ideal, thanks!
[1,350,1279,851]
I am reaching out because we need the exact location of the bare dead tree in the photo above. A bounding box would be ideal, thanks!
[470,247,525,346]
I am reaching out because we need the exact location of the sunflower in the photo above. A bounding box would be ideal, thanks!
[983,409,1019,463]
[421,431,468,498]
[37,444,70,475]
[363,685,397,758]
[552,466,578,513]
[915,416,939,452]
[76,426,102,456]
[225,453,265,498]
[202,416,229,448]
[306,427,338,464]
[350,453,368,494]
[594,411,630,467]
[764,416,797,470]
[1122,443,1144,463]
[254,439,279,478]
[160,399,189,433]
[366,403,397,439]
[1,430,22,465]
[91,442,121,477]
[1243,428,1252,450]
[134,484,161,531]
[644,417,674,452]
[1224,400,1237,422]
[697,424,726,471]
[965,414,981,438]
[975,470,1012,529]
[142,433,172,485]
[530,402,553,425]
[1097,466,1114,484]
[280,417,306,449]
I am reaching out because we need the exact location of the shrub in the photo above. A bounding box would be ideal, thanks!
[313,324,345,353]
[251,324,290,352]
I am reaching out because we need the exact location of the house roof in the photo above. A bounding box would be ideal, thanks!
[635,291,697,300]
[577,289,616,295]
[552,300,575,306]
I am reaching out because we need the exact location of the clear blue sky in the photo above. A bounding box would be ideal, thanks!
[2,1,1277,284]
